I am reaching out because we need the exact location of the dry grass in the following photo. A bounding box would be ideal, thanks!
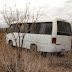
[0,44,72,72]
[0,30,72,72]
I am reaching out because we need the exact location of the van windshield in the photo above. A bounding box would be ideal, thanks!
[57,21,71,35]
[30,22,52,35]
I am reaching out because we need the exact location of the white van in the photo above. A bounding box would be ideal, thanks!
[6,18,71,52]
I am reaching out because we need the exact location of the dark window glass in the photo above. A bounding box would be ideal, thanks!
[57,21,71,35]
[8,23,30,33]
[30,22,52,35]
[7,24,15,33]
[8,22,52,34]
[30,23,41,34]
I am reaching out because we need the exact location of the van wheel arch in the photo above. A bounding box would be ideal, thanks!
[30,44,37,52]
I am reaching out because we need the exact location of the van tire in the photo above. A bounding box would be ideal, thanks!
[30,44,37,52]
[30,44,38,55]
[9,40,13,47]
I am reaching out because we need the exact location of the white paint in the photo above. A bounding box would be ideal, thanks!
[6,18,71,52]
[56,35,71,52]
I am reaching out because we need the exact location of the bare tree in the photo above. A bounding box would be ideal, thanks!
[0,4,42,72]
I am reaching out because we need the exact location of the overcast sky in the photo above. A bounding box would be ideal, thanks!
[0,0,72,28]
[0,0,67,8]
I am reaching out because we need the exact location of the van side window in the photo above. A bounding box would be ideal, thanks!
[30,23,40,34]
[30,22,52,35]
[39,23,46,34]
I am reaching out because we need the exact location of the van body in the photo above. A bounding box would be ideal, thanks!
[6,18,71,52]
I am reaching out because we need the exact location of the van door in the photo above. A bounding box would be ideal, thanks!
[56,21,71,52]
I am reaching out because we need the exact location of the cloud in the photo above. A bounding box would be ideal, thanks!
[0,0,72,28]
[0,20,8,28]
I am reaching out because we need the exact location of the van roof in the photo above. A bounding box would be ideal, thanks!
[10,18,69,24]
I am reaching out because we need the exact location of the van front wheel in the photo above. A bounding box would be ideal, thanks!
[9,40,13,47]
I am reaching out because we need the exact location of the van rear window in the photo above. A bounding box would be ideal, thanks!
[30,22,52,35]
[57,21,71,35]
